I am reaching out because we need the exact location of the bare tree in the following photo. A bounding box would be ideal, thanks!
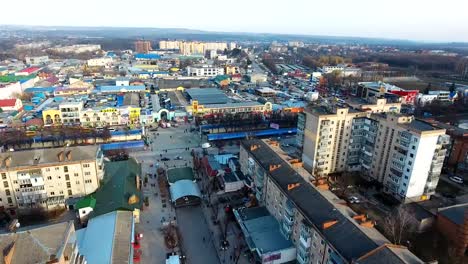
[384,205,417,245]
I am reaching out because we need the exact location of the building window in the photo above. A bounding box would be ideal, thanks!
[409,153,414,158]
[83,164,90,168]
[13,180,17,184]
[74,173,79,177]
[64,166,69,172]
[408,161,412,166]
[47,176,52,180]
[5,189,10,196]
[55,167,60,171]
[68,190,73,196]
[7,198,12,204]
[1,173,6,179]
[66,182,71,188]
[412,146,416,150]
[65,174,70,181]
[60,191,63,194]
[84,172,91,176]
[3,181,8,188]
[50,192,55,196]
[76,181,80,185]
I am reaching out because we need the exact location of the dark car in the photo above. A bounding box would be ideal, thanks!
[161,157,170,161]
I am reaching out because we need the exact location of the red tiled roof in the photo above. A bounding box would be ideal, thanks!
[18,67,41,74]
[0,99,17,107]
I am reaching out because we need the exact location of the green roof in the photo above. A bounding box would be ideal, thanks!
[167,167,194,184]
[91,158,143,217]
[76,196,96,209]
[0,74,36,83]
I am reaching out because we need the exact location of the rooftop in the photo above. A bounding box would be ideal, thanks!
[167,167,195,184]
[185,88,229,105]
[356,244,424,264]
[0,221,75,264]
[90,159,143,217]
[0,145,100,170]
[235,207,294,254]
[76,210,133,264]
[438,204,468,226]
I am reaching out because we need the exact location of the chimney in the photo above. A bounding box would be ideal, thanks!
[250,145,260,151]
[269,164,281,172]
[322,220,338,229]
[57,151,64,162]
[4,157,11,168]
[65,151,72,161]
[360,220,375,228]
[287,183,300,191]
[353,214,367,222]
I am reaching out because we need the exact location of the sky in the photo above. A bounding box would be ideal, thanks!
[1,0,468,42]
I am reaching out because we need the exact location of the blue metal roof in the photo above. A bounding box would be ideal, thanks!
[207,128,297,141]
[98,85,146,93]
[134,53,161,60]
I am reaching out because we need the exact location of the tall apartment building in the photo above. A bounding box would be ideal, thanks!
[299,101,449,202]
[159,40,228,55]
[239,139,423,264]
[0,145,104,212]
[134,40,152,54]
[187,65,225,77]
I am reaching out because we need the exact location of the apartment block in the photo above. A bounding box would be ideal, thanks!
[0,145,104,212]
[299,100,449,202]
[239,139,423,264]
[187,65,225,77]
[352,114,448,202]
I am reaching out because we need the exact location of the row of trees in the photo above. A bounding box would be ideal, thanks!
[0,127,112,149]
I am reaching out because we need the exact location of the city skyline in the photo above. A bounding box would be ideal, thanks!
[1,0,468,42]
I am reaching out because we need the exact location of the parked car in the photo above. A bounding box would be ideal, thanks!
[348,196,361,204]
[449,176,464,184]
[161,157,170,161]
[175,156,183,160]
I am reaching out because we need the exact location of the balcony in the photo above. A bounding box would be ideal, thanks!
[299,233,311,249]
[284,200,295,216]
[297,251,310,264]
[281,221,292,237]
[284,214,294,226]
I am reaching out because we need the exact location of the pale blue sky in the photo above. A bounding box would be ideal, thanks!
[2,0,468,42]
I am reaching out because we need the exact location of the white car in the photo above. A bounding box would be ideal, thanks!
[349,196,361,204]
[449,176,464,184]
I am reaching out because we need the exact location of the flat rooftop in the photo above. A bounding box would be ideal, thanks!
[185,88,229,105]
[235,207,294,254]
[405,119,441,132]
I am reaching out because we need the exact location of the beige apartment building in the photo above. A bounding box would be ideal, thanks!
[0,145,104,213]
[239,139,423,264]
[298,99,449,202]
[159,40,228,55]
